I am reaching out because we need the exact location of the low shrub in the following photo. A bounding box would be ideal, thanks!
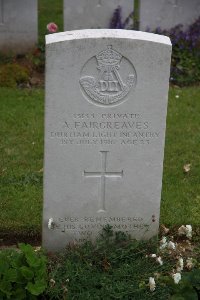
[0,63,30,88]
[151,18,200,86]
[45,226,168,300]
[164,268,200,299]
[0,243,47,299]
[0,226,199,299]
[110,7,200,86]
[27,46,45,73]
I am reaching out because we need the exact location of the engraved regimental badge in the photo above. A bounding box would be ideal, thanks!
[80,45,137,106]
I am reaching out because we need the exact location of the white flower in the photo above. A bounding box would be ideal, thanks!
[168,241,176,250]
[50,278,56,286]
[150,254,157,258]
[154,272,161,279]
[160,236,167,244]
[186,258,194,270]
[178,225,187,236]
[175,95,179,98]
[160,236,168,250]
[185,225,192,238]
[34,246,41,252]
[173,273,181,284]
[183,163,191,173]
[63,286,68,293]
[161,224,170,234]
[177,257,184,272]
[48,218,54,229]
[161,236,167,243]
[149,277,156,291]
[156,256,163,266]
[178,225,192,238]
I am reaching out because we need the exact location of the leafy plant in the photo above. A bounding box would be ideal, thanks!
[161,269,200,300]
[0,63,30,87]
[46,227,169,299]
[110,7,200,86]
[147,17,200,86]
[0,52,15,65]
[0,243,47,299]
[27,46,45,73]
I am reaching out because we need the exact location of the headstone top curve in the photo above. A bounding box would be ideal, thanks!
[45,29,171,46]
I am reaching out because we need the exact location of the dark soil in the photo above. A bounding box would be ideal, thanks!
[0,232,41,248]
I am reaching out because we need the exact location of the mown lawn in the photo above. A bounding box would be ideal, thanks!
[0,86,200,239]
[38,0,63,45]
[0,88,44,239]
[161,86,200,227]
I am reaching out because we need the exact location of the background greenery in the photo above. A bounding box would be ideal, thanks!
[0,0,199,240]
[0,86,200,239]
[38,0,63,45]
[0,1,199,299]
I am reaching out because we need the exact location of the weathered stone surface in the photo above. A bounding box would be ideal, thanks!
[0,0,37,53]
[64,0,133,30]
[64,0,200,32]
[43,29,171,251]
[140,0,200,30]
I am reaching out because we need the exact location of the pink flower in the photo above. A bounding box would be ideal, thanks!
[47,22,58,33]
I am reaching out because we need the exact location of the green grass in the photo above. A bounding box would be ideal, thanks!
[161,86,200,226]
[0,88,44,237]
[45,227,199,299]
[38,0,63,45]
[0,86,200,238]
[46,235,171,299]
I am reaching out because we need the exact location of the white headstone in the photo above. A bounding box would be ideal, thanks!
[140,0,200,31]
[43,29,171,251]
[0,0,37,54]
[0,0,4,24]
[64,0,133,30]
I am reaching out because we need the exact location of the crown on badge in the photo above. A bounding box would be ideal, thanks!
[96,45,122,66]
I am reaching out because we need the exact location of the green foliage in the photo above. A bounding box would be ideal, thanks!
[0,52,14,65]
[38,0,63,45]
[0,87,200,238]
[0,172,43,187]
[0,63,30,88]
[171,48,200,86]
[27,48,45,73]
[0,88,44,237]
[0,231,199,300]
[161,269,200,300]
[0,243,47,299]
[46,227,170,299]
[161,87,200,226]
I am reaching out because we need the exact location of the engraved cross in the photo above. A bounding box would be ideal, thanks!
[84,151,123,212]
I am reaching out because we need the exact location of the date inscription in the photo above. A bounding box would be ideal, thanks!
[49,112,160,146]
